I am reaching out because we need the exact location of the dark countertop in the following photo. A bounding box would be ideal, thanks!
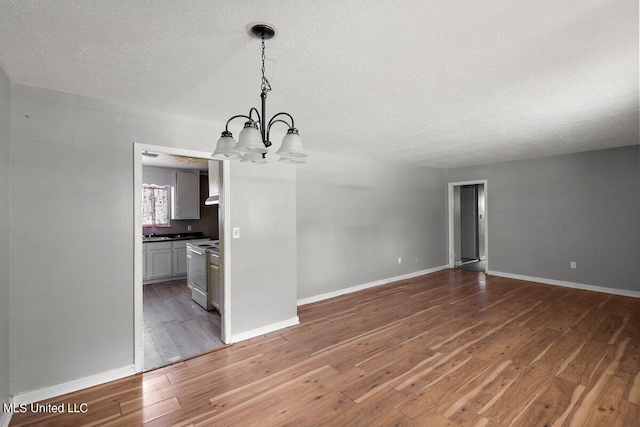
[143,232,209,243]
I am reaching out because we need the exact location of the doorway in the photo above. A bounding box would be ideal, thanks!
[448,180,488,273]
[134,143,232,373]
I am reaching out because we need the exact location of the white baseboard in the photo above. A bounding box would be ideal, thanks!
[0,398,12,427]
[12,364,136,406]
[297,265,449,306]
[487,270,640,298]
[230,316,300,343]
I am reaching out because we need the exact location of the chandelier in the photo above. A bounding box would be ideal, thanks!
[212,24,307,164]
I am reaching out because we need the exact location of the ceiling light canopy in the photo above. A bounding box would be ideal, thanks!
[212,24,307,164]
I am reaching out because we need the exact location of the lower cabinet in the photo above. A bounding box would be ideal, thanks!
[208,263,220,310]
[144,241,188,284]
[172,241,188,275]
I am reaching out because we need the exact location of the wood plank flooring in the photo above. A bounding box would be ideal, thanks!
[9,269,640,426]
[143,279,224,370]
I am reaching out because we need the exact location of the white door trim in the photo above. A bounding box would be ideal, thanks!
[133,143,232,373]
[447,180,488,270]
[220,157,232,343]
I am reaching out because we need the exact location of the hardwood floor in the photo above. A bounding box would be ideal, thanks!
[143,279,224,370]
[9,269,640,426]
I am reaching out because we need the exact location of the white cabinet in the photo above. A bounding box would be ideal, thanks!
[172,241,188,275]
[207,250,221,311]
[145,241,173,279]
[172,170,200,220]
[144,240,188,284]
[208,263,220,310]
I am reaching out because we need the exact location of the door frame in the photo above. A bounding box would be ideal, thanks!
[459,184,480,261]
[448,180,488,270]
[133,143,232,373]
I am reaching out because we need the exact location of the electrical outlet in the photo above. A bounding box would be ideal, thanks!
[233,227,240,239]
[570,262,576,269]
[187,225,192,231]
[398,257,402,264]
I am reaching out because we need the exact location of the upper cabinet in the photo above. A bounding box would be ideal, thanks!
[172,170,200,220]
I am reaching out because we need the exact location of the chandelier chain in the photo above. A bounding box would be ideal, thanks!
[261,35,272,95]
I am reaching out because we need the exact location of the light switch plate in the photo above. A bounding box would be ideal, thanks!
[232,227,240,239]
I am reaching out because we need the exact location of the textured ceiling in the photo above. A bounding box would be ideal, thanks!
[0,0,637,168]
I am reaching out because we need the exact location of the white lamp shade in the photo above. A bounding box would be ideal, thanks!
[276,130,307,158]
[235,125,267,154]
[212,134,242,159]
[240,152,267,163]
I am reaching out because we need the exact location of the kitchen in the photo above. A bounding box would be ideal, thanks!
[141,152,224,370]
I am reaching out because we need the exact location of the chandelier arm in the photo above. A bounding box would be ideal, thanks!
[224,114,253,132]
[268,112,295,129]
[249,107,261,125]
[266,119,294,142]
[268,119,292,129]
[267,120,291,135]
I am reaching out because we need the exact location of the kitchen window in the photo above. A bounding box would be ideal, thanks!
[142,184,171,227]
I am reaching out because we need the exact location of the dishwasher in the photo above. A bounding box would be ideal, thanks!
[186,241,213,310]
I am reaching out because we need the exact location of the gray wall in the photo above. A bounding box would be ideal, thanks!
[446,145,640,292]
[8,85,296,395]
[296,151,447,300]
[229,160,298,334]
[8,85,296,394]
[9,85,209,394]
[0,68,12,407]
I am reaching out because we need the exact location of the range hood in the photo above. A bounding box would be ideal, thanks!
[205,160,220,205]
[204,195,219,205]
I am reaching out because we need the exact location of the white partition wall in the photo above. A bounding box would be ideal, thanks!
[228,158,299,340]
